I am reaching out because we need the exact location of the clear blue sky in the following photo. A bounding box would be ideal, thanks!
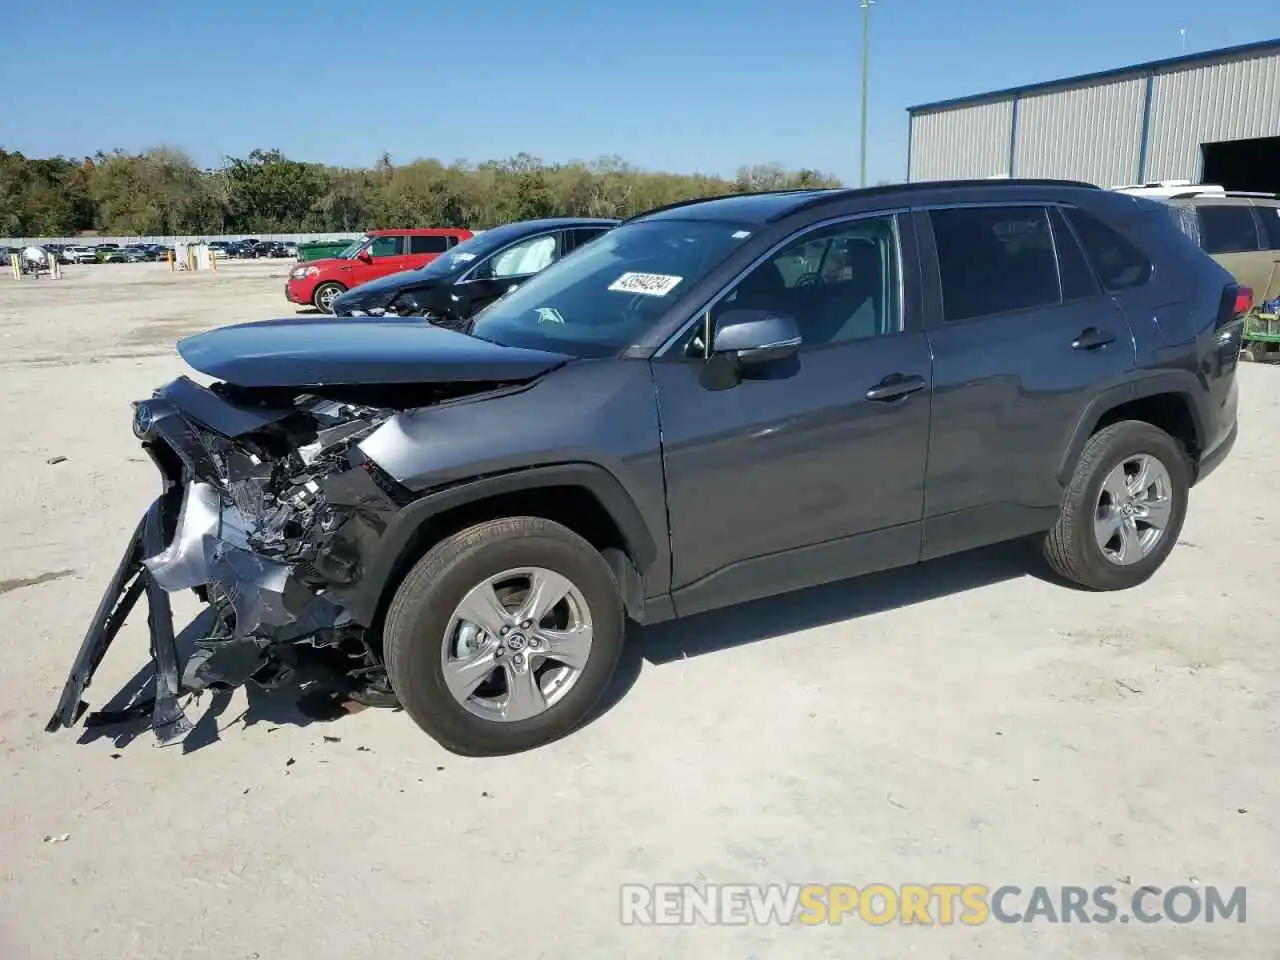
[0,0,1275,185]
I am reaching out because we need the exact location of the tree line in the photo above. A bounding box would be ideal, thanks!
[0,146,842,238]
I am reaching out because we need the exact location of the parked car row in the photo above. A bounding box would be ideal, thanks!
[1,239,303,265]
[207,239,299,260]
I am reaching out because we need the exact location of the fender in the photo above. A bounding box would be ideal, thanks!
[338,462,658,627]
[1055,369,1207,487]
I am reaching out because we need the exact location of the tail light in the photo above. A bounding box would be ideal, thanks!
[1233,286,1254,318]
[1216,283,1252,330]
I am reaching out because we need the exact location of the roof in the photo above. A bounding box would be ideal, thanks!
[369,218,618,237]
[367,227,475,236]
[908,37,1280,114]
[632,179,1099,224]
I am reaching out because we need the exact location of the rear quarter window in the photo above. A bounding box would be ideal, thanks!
[1063,207,1153,292]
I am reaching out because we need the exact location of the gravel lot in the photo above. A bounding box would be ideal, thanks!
[0,261,1276,959]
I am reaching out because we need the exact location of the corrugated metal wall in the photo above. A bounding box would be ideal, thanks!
[908,99,1013,181]
[1145,48,1280,181]
[1012,77,1146,186]
[908,44,1280,185]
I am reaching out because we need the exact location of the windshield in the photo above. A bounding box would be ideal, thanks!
[468,219,753,357]
[336,238,366,259]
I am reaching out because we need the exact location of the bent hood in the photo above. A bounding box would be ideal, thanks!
[177,317,573,388]
[337,269,449,309]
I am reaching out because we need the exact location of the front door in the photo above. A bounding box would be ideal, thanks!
[353,235,409,286]
[457,231,565,319]
[652,212,933,616]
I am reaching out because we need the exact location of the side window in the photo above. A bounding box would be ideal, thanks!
[712,215,900,349]
[368,236,403,257]
[1063,207,1153,292]
[930,206,1060,321]
[569,228,608,252]
[485,234,560,279]
[1256,203,1280,252]
[1196,204,1261,255]
[408,235,451,254]
[1050,207,1101,301]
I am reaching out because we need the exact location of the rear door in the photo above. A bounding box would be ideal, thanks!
[1251,201,1280,303]
[407,233,453,269]
[918,203,1136,559]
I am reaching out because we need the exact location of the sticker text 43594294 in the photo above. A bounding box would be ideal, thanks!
[608,272,683,297]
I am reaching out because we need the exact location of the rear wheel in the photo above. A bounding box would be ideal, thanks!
[312,281,345,313]
[1043,420,1190,591]
[383,517,625,756]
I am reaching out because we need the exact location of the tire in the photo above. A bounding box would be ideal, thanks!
[383,517,625,756]
[1043,420,1190,591]
[1240,343,1260,363]
[312,281,345,313]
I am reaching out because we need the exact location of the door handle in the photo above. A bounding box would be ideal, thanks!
[1072,327,1117,350]
[865,373,926,402]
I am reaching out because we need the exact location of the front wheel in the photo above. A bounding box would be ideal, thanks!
[312,281,345,313]
[383,517,625,756]
[1043,420,1190,591]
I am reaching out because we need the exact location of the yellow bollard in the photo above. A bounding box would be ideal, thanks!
[211,250,217,272]
[9,253,19,279]
[168,250,174,272]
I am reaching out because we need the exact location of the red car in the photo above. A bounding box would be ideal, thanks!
[286,228,473,313]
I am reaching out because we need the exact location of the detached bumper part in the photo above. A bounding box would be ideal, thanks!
[46,499,194,746]
[47,380,397,744]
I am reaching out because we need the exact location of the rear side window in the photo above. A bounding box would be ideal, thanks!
[1063,207,1153,292]
[1196,204,1261,254]
[1256,204,1280,252]
[930,206,1060,322]
[409,235,451,254]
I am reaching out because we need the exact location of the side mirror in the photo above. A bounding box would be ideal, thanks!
[712,311,802,366]
[357,249,374,263]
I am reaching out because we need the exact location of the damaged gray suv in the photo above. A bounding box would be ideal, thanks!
[48,180,1243,756]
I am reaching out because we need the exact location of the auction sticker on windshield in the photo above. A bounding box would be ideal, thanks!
[609,272,683,297]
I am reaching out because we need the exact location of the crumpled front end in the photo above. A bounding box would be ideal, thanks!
[46,376,414,743]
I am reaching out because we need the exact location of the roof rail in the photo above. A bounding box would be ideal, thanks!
[774,178,1100,220]
[622,189,830,223]
[626,179,1100,224]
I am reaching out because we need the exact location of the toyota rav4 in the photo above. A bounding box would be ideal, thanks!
[48,180,1243,756]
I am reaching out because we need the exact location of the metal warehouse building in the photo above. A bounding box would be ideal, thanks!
[906,38,1280,192]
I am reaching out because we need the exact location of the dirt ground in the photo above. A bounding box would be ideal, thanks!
[0,261,1276,959]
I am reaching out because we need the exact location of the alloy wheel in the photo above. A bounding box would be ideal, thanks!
[1093,454,1174,565]
[440,567,594,722]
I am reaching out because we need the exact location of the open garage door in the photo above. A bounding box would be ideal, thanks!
[1201,136,1280,193]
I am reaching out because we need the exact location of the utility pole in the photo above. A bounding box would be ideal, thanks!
[860,0,874,187]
